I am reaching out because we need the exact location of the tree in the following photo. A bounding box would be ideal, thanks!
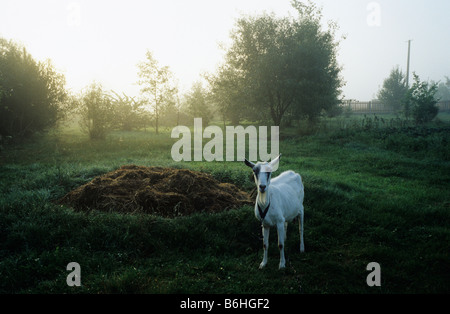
[77,82,114,140]
[184,81,213,126]
[435,76,450,101]
[137,51,177,134]
[158,84,181,128]
[207,63,250,125]
[377,66,408,113]
[109,91,147,131]
[211,0,343,125]
[289,0,344,124]
[0,38,67,138]
[404,73,439,124]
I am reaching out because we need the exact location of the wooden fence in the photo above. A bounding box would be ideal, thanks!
[341,100,450,114]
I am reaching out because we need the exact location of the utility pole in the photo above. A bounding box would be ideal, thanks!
[406,39,412,88]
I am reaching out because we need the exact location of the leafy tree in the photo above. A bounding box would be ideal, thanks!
[211,0,343,125]
[159,87,188,127]
[0,38,67,138]
[377,66,408,113]
[77,82,114,140]
[184,81,213,125]
[109,91,147,131]
[137,51,177,134]
[435,77,450,101]
[207,63,249,125]
[405,73,439,124]
[289,0,344,123]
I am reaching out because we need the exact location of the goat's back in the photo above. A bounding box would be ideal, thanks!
[270,171,304,220]
[272,170,303,190]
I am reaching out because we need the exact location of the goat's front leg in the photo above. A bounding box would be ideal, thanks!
[260,226,270,269]
[277,222,286,269]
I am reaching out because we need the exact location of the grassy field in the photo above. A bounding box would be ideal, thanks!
[0,114,449,294]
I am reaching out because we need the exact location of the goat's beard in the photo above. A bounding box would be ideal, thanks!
[257,190,268,207]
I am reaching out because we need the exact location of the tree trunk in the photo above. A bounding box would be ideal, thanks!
[273,115,282,126]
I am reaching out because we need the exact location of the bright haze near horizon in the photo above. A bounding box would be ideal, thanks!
[1,0,449,101]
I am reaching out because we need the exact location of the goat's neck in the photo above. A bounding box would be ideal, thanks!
[257,189,270,208]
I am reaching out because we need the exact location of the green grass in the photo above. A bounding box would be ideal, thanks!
[0,115,449,293]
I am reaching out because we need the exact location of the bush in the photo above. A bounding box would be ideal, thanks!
[405,73,439,124]
[76,83,114,140]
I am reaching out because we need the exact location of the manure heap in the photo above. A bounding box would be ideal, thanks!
[59,165,252,217]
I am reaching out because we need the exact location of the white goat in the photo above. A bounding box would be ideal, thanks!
[244,154,304,269]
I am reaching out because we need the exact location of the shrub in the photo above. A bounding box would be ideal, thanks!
[404,73,439,124]
[76,83,114,140]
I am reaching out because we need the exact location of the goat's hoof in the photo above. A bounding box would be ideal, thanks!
[259,262,267,269]
[300,244,305,253]
[279,262,286,269]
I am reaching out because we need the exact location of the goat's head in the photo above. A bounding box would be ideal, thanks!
[244,154,281,193]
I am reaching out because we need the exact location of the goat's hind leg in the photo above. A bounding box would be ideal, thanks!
[277,222,286,269]
[298,208,305,253]
[284,222,288,240]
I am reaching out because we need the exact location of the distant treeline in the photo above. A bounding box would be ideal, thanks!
[0,1,346,141]
[0,1,446,141]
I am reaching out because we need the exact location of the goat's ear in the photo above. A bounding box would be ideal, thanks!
[269,154,281,170]
[244,158,255,168]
